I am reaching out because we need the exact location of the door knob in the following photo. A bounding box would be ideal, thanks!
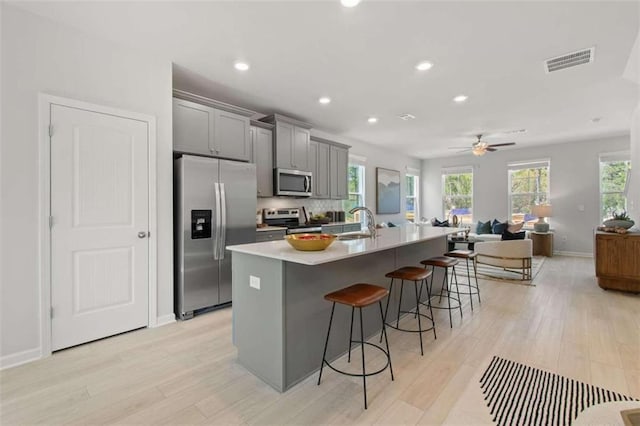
[138,231,147,238]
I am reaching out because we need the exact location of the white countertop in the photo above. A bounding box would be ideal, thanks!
[256,226,287,232]
[228,224,461,265]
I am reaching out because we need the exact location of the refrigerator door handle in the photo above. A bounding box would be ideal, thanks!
[219,183,227,260]
[214,182,222,260]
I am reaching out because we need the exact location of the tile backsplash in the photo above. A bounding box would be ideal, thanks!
[257,198,344,218]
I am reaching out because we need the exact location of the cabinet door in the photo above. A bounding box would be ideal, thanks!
[275,121,294,169]
[293,126,310,171]
[330,146,348,199]
[252,126,274,197]
[315,142,330,199]
[214,109,251,161]
[173,99,214,156]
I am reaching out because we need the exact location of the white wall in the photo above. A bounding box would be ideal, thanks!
[421,135,630,255]
[0,5,174,366]
[628,103,640,222]
[311,129,422,225]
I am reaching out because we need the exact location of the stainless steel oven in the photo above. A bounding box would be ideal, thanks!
[274,168,312,197]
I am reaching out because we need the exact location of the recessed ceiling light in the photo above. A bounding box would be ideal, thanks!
[234,61,249,71]
[341,0,361,7]
[415,61,433,71]
[591,117,602,123]
[368,117,378,124]
[453,95,468,103]
[318,97,331,105]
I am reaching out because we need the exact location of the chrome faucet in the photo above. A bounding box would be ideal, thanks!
[349,206,377,238]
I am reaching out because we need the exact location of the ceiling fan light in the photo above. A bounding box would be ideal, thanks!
[472,146,486,156]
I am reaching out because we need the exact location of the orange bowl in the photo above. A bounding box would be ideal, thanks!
[285,233,337,251]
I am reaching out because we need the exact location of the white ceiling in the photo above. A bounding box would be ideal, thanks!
[12,1,640,159]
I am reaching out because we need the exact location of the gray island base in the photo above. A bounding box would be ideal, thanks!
[228,225,459,392]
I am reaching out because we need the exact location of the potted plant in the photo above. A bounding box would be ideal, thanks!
[603,210,635,229]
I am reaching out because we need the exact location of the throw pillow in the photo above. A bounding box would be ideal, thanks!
[491,219,508,235]
[501,230,526,240]
[507,222,524,233]
[476,220,492,234]
[434,219,449,227]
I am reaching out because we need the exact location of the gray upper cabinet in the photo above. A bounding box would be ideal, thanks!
[172,91,254,162]
[330,145,348,199]
[315,142,330,199]
[261,114,312,172]
[251,124,274,197]
[173,98,213,157]
[214,110,251,162]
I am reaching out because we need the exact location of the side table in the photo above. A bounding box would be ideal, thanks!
[531,232,553,257]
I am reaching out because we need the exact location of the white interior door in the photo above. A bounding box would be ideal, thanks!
[50,103,149,351]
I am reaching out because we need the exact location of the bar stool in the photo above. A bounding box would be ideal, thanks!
[445,249,481,311]
[318,283,394,409]
[380,266,435,356]
[419,256,463,328]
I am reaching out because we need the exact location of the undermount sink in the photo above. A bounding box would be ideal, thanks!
[337,233,372,240]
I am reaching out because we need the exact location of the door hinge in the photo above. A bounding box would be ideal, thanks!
[49,216,54,229]
[50,307,54,319]
[49,125,53,138]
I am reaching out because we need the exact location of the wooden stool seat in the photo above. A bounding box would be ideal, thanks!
[385,266,432,281]
[324,283,388,307]
[420,256,459,268]
[444,249,478,259]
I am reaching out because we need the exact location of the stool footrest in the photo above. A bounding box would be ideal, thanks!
[322,341,391,378]
[384,310,435,333]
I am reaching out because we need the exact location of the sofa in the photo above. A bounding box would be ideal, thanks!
[473,239,533,280]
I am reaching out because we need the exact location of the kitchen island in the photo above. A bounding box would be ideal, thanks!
[227,224,459,392]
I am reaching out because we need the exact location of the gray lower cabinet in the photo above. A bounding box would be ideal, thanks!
[251,125,274,197]
[321,223,362,234]
[256,229,287,242]
[330,145,348,199]
[173,97,251,162]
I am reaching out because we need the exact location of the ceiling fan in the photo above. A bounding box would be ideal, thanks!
[450,134,516,156]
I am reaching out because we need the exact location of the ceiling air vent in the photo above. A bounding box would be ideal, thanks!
[398,113,416,121]
[545,47,594,73]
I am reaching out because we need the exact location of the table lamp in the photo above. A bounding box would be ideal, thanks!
[531,204,552,232]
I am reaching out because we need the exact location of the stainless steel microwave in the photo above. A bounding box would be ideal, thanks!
[274,168,312,197]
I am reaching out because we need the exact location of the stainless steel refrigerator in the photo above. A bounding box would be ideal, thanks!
[174,155,257,320]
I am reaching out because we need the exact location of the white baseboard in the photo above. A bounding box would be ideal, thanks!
[0,347,43,370]
[151,313,176,328]
[554,251,593,258]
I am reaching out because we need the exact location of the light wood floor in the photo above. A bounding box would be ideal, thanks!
[1,256,639,425]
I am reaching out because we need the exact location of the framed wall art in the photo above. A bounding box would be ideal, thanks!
[376,167,401,214]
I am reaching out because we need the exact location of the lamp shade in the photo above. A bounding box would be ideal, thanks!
[532,204,552,218]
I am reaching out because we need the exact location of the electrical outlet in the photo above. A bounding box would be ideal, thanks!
[249,275,260,290]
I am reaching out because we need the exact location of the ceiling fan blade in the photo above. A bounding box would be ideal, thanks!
[487,142,516,148]
[486,147,497,152]
[448,146,471,149]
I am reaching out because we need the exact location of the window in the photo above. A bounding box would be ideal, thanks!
[442,167,473,224]
[343,159,365,223]
[508,160,550,225]
[405,172,419,222]
[599,152,630,222]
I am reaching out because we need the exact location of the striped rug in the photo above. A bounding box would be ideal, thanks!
[480,356,637,426]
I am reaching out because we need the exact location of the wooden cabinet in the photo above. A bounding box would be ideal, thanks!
[531,232,553,257]
[173,92,253,162]
[330,145,348,199]
[255,229,287,242]
[250,123,274,197]
[261,114,312,172]
[594,231,640,293]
